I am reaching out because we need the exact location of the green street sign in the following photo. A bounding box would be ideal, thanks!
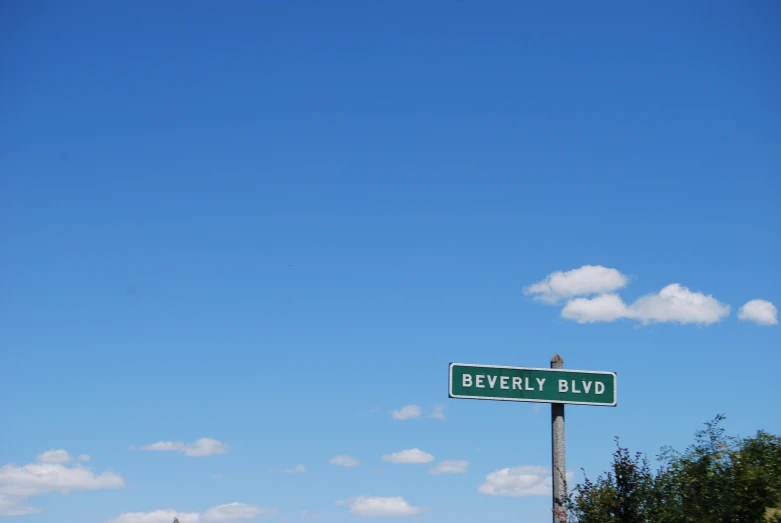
[449,362,617,407]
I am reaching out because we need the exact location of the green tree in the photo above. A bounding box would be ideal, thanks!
[568,416,781,523]
[567,438,661,523]
[658,414,781,522]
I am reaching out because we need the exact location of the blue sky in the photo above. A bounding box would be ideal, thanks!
[1,1,779,521]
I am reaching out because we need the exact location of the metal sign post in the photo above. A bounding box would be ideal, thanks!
[550,354,566,523]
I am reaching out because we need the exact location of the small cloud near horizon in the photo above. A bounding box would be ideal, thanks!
[140,438,229,457]
[381,448,434,464]
[391,405,421,420]
[738,299,777,326]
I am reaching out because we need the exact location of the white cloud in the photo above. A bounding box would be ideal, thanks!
[33,450,91,465]
[337,496,425,517]
[35,449,74,465]
[629,284,730,324]
[203,502,276,521]
[561,294,629,323]
[429,405,446,421]
[391,405,421,420]
[109,509,201,523]
[525,265,629,303]
[0,455,124,517]
[0,494,41,516]
[110,504,276,523]
[738,299,778,326]
[330,455,360,467]
[528,265,733,326]
[270,464,306,474]
[0,463,124,498]
[478,465,574,497]
[140,438,229,457]
[429,460,468,475]
[561,284,730,325]
[381,449,434,464]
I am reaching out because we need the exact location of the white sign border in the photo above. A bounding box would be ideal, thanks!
[448,362,617,407]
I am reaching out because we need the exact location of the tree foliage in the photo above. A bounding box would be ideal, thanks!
[568,415,781,523]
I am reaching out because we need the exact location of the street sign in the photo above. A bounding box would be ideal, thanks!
[449,362,617,407]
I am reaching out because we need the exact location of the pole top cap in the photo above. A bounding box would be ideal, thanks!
[551,354,563,364]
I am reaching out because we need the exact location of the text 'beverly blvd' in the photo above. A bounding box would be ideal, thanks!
[449,363,617,406]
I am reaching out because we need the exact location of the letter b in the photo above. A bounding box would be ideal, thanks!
[463,374,473,387]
